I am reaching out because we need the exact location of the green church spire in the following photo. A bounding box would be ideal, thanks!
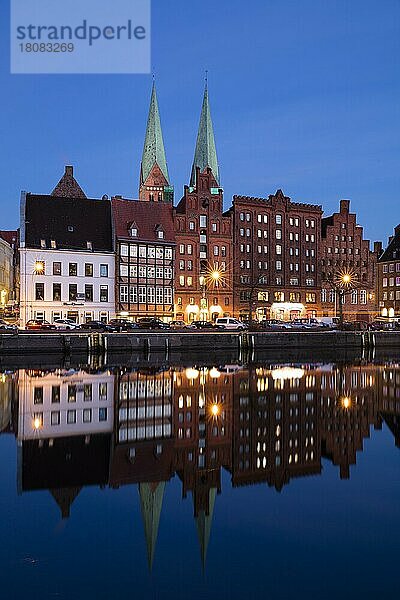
[140,83,170,187]
[139,481,166,570]
[190,82,220,187]
[195,487,217,569]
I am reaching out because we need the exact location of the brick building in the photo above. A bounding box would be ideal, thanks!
[230,190,322,321]
[320,199,379,321]
[376,224,400,319]
[174,85,233,322]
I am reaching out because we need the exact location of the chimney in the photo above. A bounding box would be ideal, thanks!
[374,241,383,255]
[339,199,350,213]
[65,166,73,176]
[394,224,400,236]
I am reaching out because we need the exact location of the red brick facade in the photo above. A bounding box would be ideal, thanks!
[173,167,233,322]
[230,189,322,321]
[320,200,379,321]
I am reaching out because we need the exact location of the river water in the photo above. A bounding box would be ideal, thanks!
[0,356,399,598]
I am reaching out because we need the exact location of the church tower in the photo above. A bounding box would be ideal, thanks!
[139,82,173,202]
[190,81,220,188]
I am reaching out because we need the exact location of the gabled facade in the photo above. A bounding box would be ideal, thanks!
[19,166,115,326]
[377,224,400,318]
[174,86,233,322]
[112,197,175,321]
[231,190,322,321]
[320,200,379,321]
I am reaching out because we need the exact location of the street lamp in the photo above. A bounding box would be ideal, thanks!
[328,269,359,327]
[34,260,45,274]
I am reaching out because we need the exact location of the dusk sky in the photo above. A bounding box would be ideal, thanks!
[1,0,399,244]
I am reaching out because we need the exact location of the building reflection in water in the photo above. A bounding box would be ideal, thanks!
[1,361,400,567]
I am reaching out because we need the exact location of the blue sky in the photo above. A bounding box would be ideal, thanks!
[1,0,399,244]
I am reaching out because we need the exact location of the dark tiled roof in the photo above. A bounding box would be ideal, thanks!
[0,230,18,247]
[112,197,175,243]
[379,225,400,262]
[25,194,113,252]
[51,166,87,198]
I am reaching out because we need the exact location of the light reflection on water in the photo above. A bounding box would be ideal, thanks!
[0,359,399,598]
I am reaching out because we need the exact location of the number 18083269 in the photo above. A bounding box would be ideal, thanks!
[19,43,74,52]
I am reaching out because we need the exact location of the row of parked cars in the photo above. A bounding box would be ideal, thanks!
[1,316,399,333]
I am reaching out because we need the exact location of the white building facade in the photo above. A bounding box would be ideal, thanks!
[19,168,116,326]
[19,246,115,325]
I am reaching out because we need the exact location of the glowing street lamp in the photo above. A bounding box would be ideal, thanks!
[210,403,220,417]
[34,260,44,274]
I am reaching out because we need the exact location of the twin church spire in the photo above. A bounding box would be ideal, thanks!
[139,79,219,201]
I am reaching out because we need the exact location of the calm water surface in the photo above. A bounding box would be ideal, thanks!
[0,357,399,599]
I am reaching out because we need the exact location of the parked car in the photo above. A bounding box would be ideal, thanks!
[108,318,139,332]
[3,302,19,318]
[369,320,400,331]
[189,320,222,330]
[170,320,188,330]
[136,317,170,330]
[0,319,18,333]
[53,318,80,330]
[81,320,117,332]
[25,319,57,331]
[259,319,291,331]
[340,320,369,331]
[215,317,246,331]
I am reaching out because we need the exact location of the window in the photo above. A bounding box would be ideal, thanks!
[99,383,107,401]
[139,287,146,303]
[306,293,316,303]
[200,215,207,227]
[165,247,172,260]
[69,263,77,276]
[120,264,128,277]
[120,244,129,256]
[130,227,137,237]
[157,230,164,239]
[274,292,284,302]
[99,407,108,422]
[276,230,282,240]
[212,222,217,232]
[85,263,93,277]
[148,287,155,303]
[34,387,43,404]
[100,264,108,277]
[179,275,185,286]
[69,284,77,301]
[53,262,61,276]
[83,409,92,423]
[100,286,108,302]
[187,244,193,255]
[34,282,44,301]
[165,287,172,304]
[131,245,138,258]
[276,245,282,255]
[85,285,93,302]
[351,290,358,304]
[360,289,367,304]
[120,285,128,303]
[276,261,282,270]
[68,385,76,403]
[276,215,282,225]
[129,286,137,303]
[53,283,61,302]
[51,411,60,426]
[67,410,76,424]
[52,386,60,404]
[189,221,195,231]
[214,246,219,256]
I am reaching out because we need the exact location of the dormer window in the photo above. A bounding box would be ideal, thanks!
[50,240,56,249]
[157,230,164,239]
[68,225,74,232]
[87,241,93,250]
[129,222,138,238]
[40,239,46,248]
